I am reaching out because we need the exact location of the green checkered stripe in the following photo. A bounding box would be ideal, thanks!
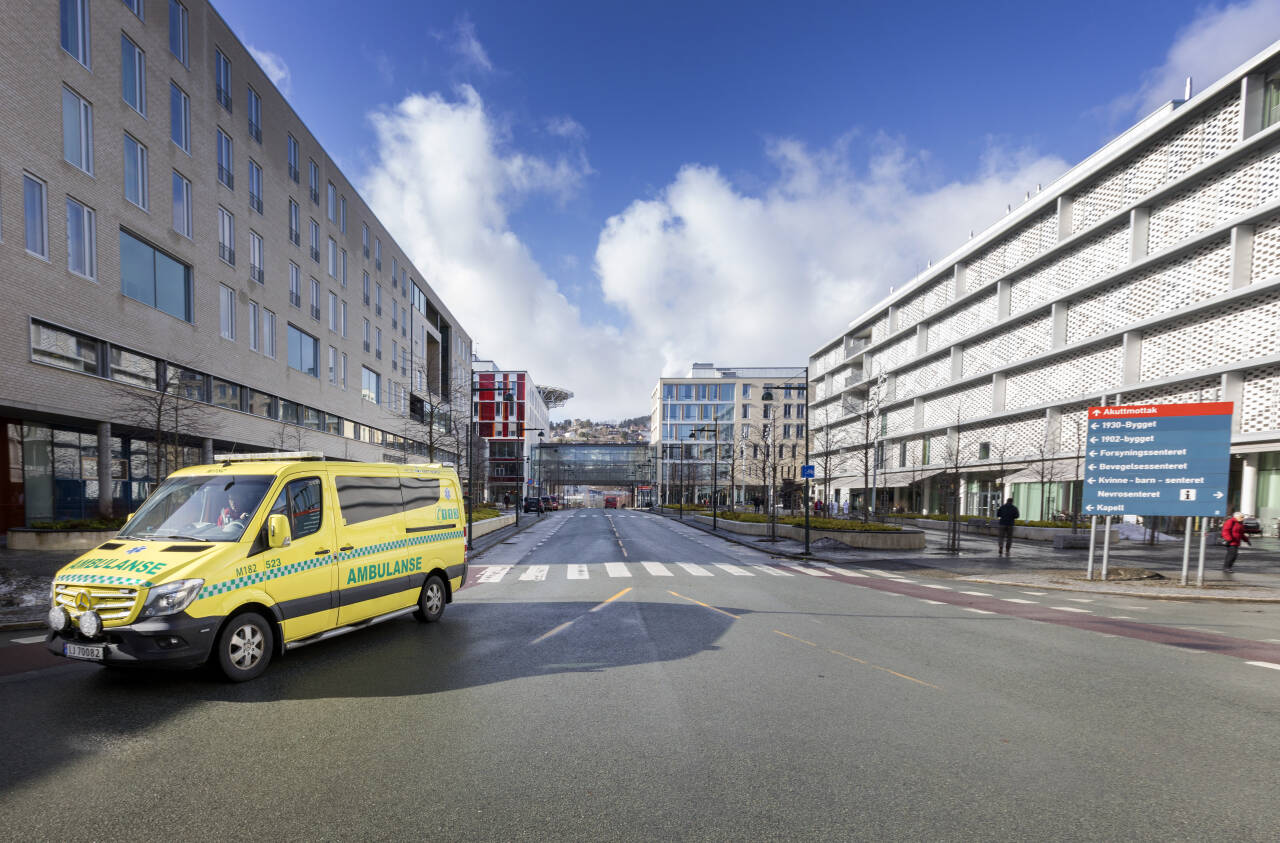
[57,573,152,588]
[198,555,333,600]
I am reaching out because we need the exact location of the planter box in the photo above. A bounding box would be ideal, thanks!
[892,517,1118,545]
[470,513,516,539]
[8,528,119,551]
[691,515,926,550]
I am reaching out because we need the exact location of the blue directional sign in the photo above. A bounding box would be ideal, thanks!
[1081,402,1232,517]
[800,464,815,479]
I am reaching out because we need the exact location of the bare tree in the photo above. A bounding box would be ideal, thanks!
[112,363,214,486]
[742,418,782,536]
[939,413,970,553]
[809,402,853,511]
[1031,439,1069,521]
[845,371,888,521]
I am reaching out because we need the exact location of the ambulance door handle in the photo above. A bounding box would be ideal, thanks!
[314,549,330,555]
[339,545,354,552]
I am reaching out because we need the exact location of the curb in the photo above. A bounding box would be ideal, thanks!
[468,511,546,560]
[659,509,843,565]
[0,619,45,632]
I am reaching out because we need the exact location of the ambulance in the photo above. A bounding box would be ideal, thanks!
[45,453,467,681]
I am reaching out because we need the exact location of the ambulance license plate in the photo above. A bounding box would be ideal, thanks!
[64,643,105,661]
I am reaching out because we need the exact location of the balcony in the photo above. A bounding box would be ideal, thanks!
[310,246,320,263]
[249,194,263,214]
[288,164,299,183]
[250,265,263,284]
[248,121,262,144]
[219,244,235,266]
[217,165,234,189]
[216,86,231,112]
[289,228,300,246]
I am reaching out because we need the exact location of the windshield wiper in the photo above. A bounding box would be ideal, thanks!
[146,533,206,542]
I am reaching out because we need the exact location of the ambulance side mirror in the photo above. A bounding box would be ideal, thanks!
[267,514,292,549]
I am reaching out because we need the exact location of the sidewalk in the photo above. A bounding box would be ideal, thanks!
[664,509,1280,602]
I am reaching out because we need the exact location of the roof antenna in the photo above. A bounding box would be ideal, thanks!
[1184,76,1193,100]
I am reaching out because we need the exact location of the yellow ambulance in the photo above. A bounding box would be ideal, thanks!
[45,453,467,681]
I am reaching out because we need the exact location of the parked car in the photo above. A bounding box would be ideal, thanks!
[1242,516,1262,535]
[523,496,544,513]
[548,496,560,511]
[541,496,557,511]
[604,496,618,509]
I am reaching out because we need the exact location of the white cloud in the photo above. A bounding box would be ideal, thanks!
[452,18,493,73]
[246,45,291,96]
[594,137,1068,381]
[547,116,587,141]
[1131,0,1280,115]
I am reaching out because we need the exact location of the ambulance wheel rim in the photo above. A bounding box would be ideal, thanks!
[425,581,444,615]
[229,623,265,669]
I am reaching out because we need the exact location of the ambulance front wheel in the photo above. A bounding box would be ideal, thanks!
[215,611,274,682]
[415,574,446,623]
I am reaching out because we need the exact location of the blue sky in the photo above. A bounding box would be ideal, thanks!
[216,0,1280,419]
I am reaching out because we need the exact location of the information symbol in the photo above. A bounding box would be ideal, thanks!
[1179,489,1197,501]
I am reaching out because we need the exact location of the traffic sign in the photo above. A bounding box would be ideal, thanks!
[1081,402,1232,517]
[800,464,815,479]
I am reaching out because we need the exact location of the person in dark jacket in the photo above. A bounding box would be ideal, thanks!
[1221,511,1250,571]
[995,498,1019,555]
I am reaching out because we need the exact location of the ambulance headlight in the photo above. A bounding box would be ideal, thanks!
[48,606,70,632]
[140,579,204,618]
[79,610,103,638]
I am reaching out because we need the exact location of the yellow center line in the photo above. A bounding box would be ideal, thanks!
[773,632,940,691]
[590,587,632,612]
[827,648,868,665]
[668,590,740,619]
[774,630,817,647]
[531,621,575,644]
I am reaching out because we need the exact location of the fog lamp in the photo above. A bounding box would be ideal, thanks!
[79,610,103,638]
[48,606,70,633]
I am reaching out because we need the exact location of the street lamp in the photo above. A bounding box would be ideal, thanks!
[692,424,720,531]
[762,366,810,555]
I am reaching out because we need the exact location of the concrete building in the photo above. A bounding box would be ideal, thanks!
[808,42,1280,527]
[652,363,807,510]
[0,0,471,529]
[471,359,553,504]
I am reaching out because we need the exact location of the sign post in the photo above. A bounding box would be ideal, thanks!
[1081,402,1232,583]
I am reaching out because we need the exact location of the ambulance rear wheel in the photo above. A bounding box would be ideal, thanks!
[215,611,273,682]
[415,575,446,623]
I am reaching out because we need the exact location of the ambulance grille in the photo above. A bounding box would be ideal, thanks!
[54,583,142,624]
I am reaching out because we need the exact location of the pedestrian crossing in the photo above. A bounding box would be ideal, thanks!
[466,558,909,584]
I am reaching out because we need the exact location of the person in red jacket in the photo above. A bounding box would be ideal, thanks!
[1221,512,1250,571]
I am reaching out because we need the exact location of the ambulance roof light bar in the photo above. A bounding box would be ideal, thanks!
[214,451,326,463]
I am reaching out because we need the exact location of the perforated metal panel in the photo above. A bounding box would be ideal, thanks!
[1008,223,1130,315]
[1065,238,1232,343]
[1005,343,1123,410]
[1241,363,1280,434]
[1148,145,1280,253]
[884,405,914,433]
[1140,289,1280,380]
[895,356,952,401]
[866,335,916,376]
[870,315,891,345]
[965,211,1058,292]
[1071,94,1242,234]
[1250,214,1280,283]
[962,314,1054,376]
[810,345,843,378]
[961,414,1048,462]
[1117,377,1222,407]
[921,381,993,428]
[927,291,999,350]
[894,277,954,334]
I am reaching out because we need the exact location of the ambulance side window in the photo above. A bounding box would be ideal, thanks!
[285,477,323,539]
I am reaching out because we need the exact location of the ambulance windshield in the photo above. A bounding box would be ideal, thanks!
[118,475,275,542]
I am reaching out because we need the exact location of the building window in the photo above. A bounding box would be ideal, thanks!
[217,206,235,265]
[23,175,48,259]
[327,182,336,221]
[374,237,381,270]
[219,284,235,339]
[362,223,369,258]
[60,0,91,67]
[308,160,319,204]
[248,159,263,213]
[340,300,348,337]
[375,283,382,315]
[171,171,192,237]
[391,256,397,285]
[215,49,232,111]
[375,327,382,359]
[31,321,98,375]
[363,318,370,351]
[288,199,300,245]
[978,441,991,460]
[121,0,143,19]
[248,300,260,351]
[309,278,320,320]
[341,353,348,389]
[340,249,347,286]
[899,442,907,468]
[62,87,94,174]
[169,1,189,65]
[262,308,276,357]
[328,291,338,331]
[362,272,370,305]
[287,325,319,377]
[328,346,337,384]
[120,229,192,321]
[361,367,381,404]
[123,134,148,210]
[309,219,320,262]
[247,86,262,142]
[216,129,234,188]
[121,34,146,116]
[249,230,264,283]
[287,134,299,182]
[288,262,301,308]
[65,197,96,279]
[921,438,931,465]
[328,237,337,277]
[391,339,397,371]
[169,82,190,152]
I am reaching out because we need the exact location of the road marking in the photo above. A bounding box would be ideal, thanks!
[531,621,575,644]
[590,587,632,612]
[962,607,996,615]
[1002,598,1038,604]
[1021,591,1048,596]
[919,583,952,590]
[518,565,549,581]
[675,562,712,576]
[604,562,631,578]
[567,564,589,579]
[1246,661,1280,671]
[1066,598,1095,603]
[641,561,672,577]
[618,542,629,558]
[827,648,939,689]
[1049,606,1092,613]
[1265,639,1280,644]
[837,568,870,577]
[713,562,753,576]
[751,564,791,576]
[780,563,831,577]
[960,590,992,597]
[774,630,817,647]
[919,599,945,605]
[477,565,512,583]
[11,635,46,645]
[669,591,740,619]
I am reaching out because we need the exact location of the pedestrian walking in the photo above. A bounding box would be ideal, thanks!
[1221,511,1250,571]
[502,493,510,510]
[995,497,1019,556]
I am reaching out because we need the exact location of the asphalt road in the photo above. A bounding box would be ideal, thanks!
[2,508,1279,841]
